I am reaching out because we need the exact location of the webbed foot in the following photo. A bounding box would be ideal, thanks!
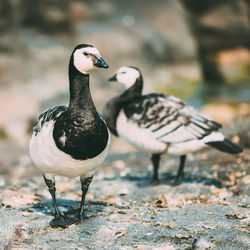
[150,178,161,186]
[50,215,78,228]
[137,178,161,187]
[172,177,183,186]
[76,213,88,223]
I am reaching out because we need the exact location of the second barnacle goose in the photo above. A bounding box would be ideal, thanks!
[29,44,110,228]
[103,66,243,185]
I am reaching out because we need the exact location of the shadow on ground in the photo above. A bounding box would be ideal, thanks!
[0,148,249,249]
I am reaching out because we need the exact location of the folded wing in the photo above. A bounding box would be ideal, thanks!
[33,106,68,135]
[123,94,221,144]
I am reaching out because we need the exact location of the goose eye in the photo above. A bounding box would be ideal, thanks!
[83,52,89,56]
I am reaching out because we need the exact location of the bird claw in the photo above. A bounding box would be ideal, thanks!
[75,212,88,223]
[172,177,183,186]
[150,178,161,186]
[137,177,161,187]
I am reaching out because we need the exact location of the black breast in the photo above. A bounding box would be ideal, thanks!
[53,111,109,160]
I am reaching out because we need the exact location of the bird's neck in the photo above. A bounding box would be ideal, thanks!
[68,64,97,114]
[103,75,143,136]
[120,75,143,101]
[108,75,143,116]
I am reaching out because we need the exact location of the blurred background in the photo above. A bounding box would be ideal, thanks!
[0,0,249,172]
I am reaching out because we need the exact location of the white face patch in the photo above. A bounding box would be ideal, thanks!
[73,47,101,74]
[116,66,140,89]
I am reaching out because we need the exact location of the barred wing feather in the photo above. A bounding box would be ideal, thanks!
[33,106,68,135]
[123,94,221,144]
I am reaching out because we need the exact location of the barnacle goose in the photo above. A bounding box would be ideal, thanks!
[103,66,242,185]
[30,44,110,228]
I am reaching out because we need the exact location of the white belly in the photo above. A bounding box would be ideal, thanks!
[168,131,224,155]
[29,120,110,178]
[167,140,208,156]
[116,110,167,153]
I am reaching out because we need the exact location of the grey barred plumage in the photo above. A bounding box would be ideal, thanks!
[123,93,222,144]
[103,66,243,185]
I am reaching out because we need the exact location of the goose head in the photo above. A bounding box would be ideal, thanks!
[109,66,141,89]
[71,44,109,74]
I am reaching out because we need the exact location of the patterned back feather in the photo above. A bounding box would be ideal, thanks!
[123,94,221,143]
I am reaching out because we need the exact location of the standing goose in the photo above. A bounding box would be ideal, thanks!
[30,44,110,228]
[103,66,242,185]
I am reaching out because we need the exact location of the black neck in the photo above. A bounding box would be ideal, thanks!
[68,60,97,113]
[119,74,143,101]
[103,74,143,136]
[53,56,109,160]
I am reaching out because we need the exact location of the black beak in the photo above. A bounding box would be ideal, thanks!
[108,74,117,81]
[94,57,109,69]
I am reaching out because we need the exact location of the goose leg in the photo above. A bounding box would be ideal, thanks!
[78,174,93,221]
[173,155,186,186]
[151,153,161,185]
[43,174,76,228]
[43,174,66,228]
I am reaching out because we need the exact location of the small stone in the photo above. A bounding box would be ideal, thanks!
[115,230,128,238]
[195,238,212,249]
[118,188,129,196]
[118,210,126,214]
[163,222,176,229]
[22,211,31,217]
[202,224,216,230]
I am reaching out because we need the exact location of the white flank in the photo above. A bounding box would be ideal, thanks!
[116,110,167,153]
[158,125,197,143]
[116,108,226,156]
[167,131,225,156]
[168,140,208,156]
[30,120,110,178]
[153,120,181,138]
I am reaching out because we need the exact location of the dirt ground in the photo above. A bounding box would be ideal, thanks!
[0,141,249,249]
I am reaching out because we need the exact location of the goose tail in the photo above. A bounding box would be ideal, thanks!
[206,138,243,154]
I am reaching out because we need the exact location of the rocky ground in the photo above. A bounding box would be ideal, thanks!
[0,141,249,249]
